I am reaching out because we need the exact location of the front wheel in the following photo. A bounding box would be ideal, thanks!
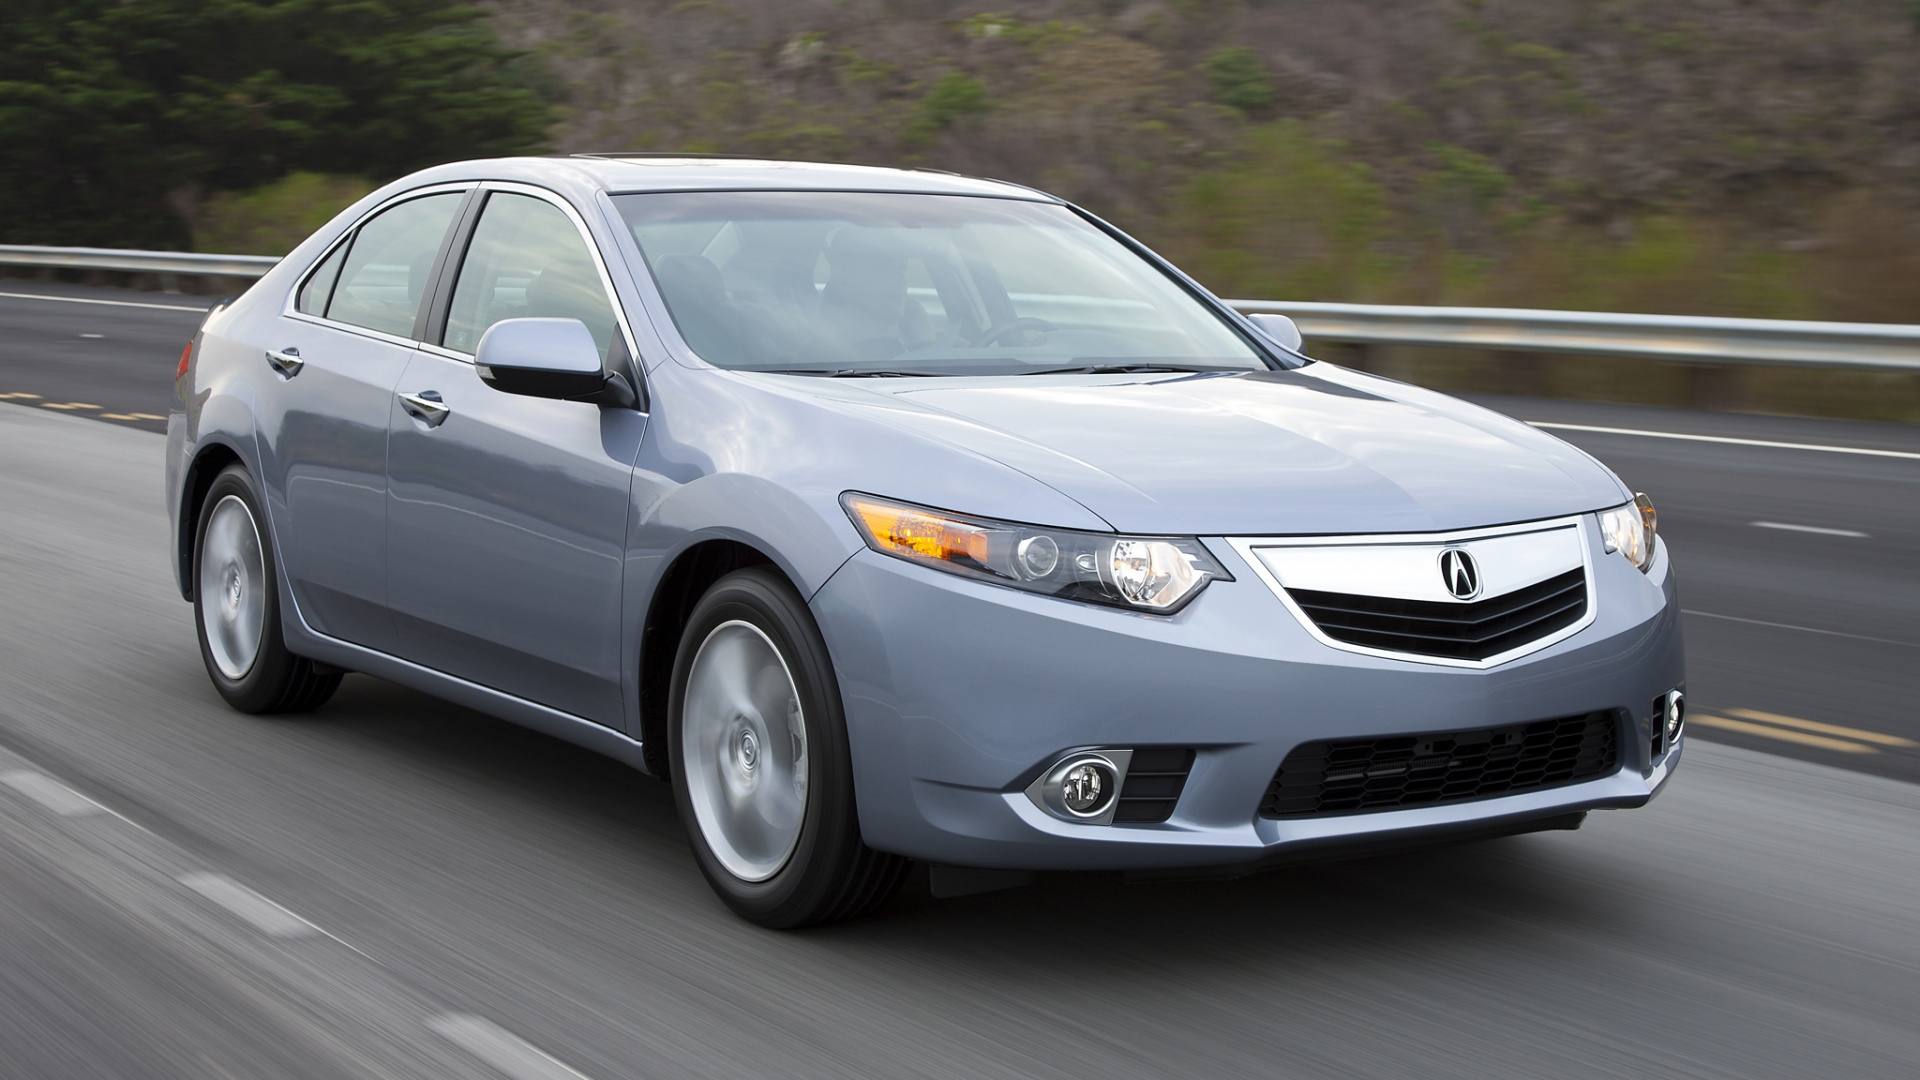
[192,464,341,714]
[668,567,908,927]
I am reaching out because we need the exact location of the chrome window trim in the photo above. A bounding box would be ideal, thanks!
[279,182,476,345]
[416,341,473,363]
[426,181,645,385]
[1226,514,1600,670]
[283,310,423,350]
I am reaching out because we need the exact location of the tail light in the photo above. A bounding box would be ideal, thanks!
[175,341,193,380]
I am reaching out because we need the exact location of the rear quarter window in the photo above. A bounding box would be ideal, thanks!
[322,192,463,338]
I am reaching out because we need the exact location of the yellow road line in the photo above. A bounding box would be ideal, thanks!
[40,402,100,410]
[0,392,44,400]
[100,413,164,422]
[1689,714,1875,753]
[1724,708,1917,747]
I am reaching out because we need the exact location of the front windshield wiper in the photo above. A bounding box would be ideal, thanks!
[754,368,947,378]
[1010,363,1248,376]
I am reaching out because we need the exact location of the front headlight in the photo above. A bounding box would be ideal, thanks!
[1599,492,1657,572]
[841,493,1229,613]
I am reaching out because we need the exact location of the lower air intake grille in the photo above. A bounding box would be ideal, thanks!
[1258,712,1617,819]
[1286,568,1587,661]
[1115,749,1195,824]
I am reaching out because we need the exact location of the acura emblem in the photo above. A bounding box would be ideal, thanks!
[1439,548,1481,600]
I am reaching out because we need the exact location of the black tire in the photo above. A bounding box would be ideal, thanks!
[667,567,909,928]
[192,464,341,714]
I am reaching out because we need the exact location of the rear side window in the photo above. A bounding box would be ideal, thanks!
[324,193,463,339]
[297,242,346,315]
[443,192,618,362]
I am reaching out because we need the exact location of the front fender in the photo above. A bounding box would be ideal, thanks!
[635,471,861,600]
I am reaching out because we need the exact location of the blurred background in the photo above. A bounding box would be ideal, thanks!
[5,0,1919,418]
[2,7,1916,1078]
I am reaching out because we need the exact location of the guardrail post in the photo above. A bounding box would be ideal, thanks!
[1335,341,1375,374]
[1499,350,1553,399]
[1685,363,1747,412]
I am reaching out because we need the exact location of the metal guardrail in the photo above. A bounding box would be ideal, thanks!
[1229,300,1920,373]
[2,244,1915,372]
[0,244,279,279]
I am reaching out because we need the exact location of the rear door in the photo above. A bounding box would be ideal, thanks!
[384,186,647,726]
[259,187,468,651]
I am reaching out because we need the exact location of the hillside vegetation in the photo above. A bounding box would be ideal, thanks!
[484,0,1920,327]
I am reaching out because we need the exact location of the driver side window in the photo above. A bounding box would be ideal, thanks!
[443,192,619,363]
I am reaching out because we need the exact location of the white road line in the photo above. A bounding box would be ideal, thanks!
[178,872,320,938]
[1752,521,1870,538]
[0,289,208,313]
[1681,609,1918,649]
[429,1014,596,1080]
[1527,421,1920,460]
[1,769,108,816]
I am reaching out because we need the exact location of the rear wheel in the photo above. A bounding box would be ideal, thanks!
[668,567,908,927]
[193,465,341,714]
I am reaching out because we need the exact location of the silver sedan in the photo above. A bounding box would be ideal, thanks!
[167,156,1685,926]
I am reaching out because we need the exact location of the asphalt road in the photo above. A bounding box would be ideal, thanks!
[0,402,1916,1079]
[0,282,211,433]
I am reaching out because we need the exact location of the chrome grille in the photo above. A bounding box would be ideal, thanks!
[1286,568,1586,662]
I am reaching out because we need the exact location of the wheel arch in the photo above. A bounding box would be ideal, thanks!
[638,538,780,778]
[177,440,249,602]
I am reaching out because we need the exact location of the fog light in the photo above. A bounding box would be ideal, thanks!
[1664,690,1685,743]
[1026,750,1133,825]
[1060,762,1106,813]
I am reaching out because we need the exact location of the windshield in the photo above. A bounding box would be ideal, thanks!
[613,191,1271,375]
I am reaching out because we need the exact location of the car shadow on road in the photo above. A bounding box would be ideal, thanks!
[301,672,1654,970]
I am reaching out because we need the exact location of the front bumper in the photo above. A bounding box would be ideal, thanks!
[810,516,1684,872]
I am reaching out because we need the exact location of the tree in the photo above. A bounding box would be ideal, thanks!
[0,0,553,248]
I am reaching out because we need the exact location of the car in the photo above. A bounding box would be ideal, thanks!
[167,155,1685,927]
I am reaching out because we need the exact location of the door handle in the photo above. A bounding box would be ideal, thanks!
[398,390,450,428]
[265,347,304,378]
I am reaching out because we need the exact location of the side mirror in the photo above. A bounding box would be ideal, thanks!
[474,318,635,408]
[1247,312,1304,353]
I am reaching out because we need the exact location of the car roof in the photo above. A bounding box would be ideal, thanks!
[573,155,1055,200]
[393,155,1058,202]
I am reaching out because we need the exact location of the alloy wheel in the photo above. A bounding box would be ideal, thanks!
[680,619,810,882]
[198,494,267,680]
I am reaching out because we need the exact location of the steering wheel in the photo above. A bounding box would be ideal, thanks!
[972,317,1058,347]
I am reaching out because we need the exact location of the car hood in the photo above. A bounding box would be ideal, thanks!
[758,364,1630,536]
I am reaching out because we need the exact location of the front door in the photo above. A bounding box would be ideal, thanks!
[259,189,465,651]
[384,190,646,726]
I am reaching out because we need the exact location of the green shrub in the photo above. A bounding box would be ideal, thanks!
[902,72,991,147]
[921,73,992,129]
[192,173,377,256]
[1203,47,1274,112]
